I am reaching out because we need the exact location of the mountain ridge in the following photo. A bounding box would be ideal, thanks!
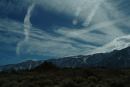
[1,46,130,71]
[0,60,43,71]
[46,46,130,69]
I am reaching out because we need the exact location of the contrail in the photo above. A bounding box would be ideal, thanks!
[73,7,82,25]
[16,4,35,55]
[24,4,35,41]
[83,0,104,26]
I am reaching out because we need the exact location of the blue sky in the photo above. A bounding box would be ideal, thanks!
[0,0,130,65]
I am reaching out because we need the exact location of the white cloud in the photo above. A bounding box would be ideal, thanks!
[0,18,95,57]
[92,35,130,54]
[16,3,35,55]
[0,0,130,58]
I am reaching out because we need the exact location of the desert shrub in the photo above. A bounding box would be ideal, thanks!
[60,79,79,87]
[0,82,4,86]
[87,76,99,83]
[72,77,86,84]
[83,69,96,77]
[2,80,18,87]
[87,82,96,87]
[110,82,125,87]
[1,68,130,87]
[36,79,54,87]
[96,82,110,87]
[18,80,40,87]
[0,79,6,86]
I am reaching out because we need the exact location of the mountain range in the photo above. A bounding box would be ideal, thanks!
[47,46,130,69]
[0,46,130,71]
[0,60,43,71]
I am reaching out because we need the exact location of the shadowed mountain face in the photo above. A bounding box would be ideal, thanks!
[46,46,130,69]
[0,46,130,71]
[0,60,43,71]
[34,61,59,71]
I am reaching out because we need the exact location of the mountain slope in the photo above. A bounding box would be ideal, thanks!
[0,60,43,71]
[46,46,130,68]
[1,46,130,72]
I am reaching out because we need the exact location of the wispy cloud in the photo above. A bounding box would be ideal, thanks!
[92,35,130,54]
[0,0,130,59]
[16,3,35,55]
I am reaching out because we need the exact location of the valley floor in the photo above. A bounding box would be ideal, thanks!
[0,68,130,87]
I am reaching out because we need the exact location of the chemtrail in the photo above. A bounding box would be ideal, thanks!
[16,4,35,55]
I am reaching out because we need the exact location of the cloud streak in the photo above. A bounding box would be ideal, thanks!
[16,3,35,55]
[92,35,130,54]
[83,0,104,26]
[0,0,130,60]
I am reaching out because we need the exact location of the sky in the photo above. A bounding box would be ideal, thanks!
[0,0,130,65]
